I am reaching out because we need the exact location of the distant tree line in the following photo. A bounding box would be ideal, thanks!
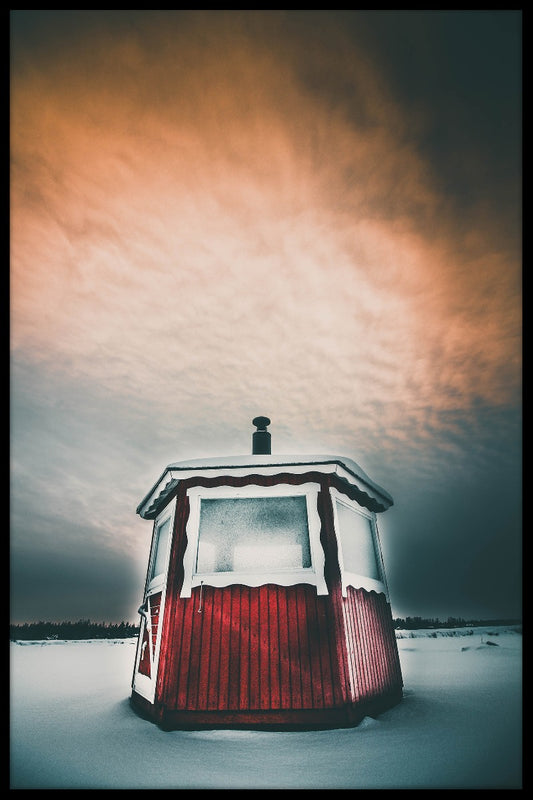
[392,616,521,630]
[10,616,522,641]
[10,619,140,641]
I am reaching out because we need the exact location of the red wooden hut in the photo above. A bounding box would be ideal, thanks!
[130,418,403,729]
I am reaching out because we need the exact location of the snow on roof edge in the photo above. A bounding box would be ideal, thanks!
[137,454,393,516]
[166,453,387,493]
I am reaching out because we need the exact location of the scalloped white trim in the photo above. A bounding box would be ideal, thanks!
[190,569,321,592]
[341,572,387,597]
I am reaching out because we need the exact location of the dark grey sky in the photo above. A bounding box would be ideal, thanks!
[10,10,521,623]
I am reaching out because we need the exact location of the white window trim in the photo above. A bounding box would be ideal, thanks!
[180,482,328,597]
[330,487,388,599]
[145,499,176,596]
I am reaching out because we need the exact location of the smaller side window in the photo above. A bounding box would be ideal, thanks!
[147,504,175,592]
[331,488,387,598]
[150,518,171,580]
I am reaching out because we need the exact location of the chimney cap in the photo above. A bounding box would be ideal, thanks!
[252,416,271,430]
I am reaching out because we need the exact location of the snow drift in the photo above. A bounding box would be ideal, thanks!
[10,626,522,789]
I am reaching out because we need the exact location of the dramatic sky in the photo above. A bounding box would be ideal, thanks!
[10,10,522,624]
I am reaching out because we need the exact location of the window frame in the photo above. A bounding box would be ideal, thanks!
[180,482,328,597]
[330,487,387,598]
[145,499,176,595]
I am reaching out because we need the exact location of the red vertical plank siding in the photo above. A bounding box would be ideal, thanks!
[175,598,193,709]
[304,589,324,708]
[352,588,373,699]
[348,590,366,698]
[360,591,379,695]
[297,585,313,708]
[315,598,335,708]
[288,587,301,709]
[185,590,203,710]
[343,586,402,703]
[248,588,260,708]
[259,586,271,710]
[158,582,346,714]
[216,589,231,709]
[239,587,250,710]
[207,587,222,710]
[228,587,242,709]
[268,587,281,709]
[197,587,213,709]
[277,587,292,709]
[287,587,303,707]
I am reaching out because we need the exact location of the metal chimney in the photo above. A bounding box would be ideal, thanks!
[252,416,271,455]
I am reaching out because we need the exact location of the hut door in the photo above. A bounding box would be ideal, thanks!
[137,593,163,678]
[133,501,175,702]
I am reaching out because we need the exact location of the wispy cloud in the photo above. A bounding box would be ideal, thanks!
[10,11,521,621]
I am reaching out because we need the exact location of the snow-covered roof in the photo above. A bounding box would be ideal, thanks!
[137,453,393,519]
[164,453,371,474]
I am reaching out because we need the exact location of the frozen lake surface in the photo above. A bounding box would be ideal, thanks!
[10,626,522,789]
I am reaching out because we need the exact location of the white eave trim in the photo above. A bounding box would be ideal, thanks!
[137,460,392,519]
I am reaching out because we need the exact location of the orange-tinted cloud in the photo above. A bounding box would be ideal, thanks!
[11,10,521,467]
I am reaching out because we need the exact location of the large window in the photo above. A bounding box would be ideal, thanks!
[330,488,386,597]
[180,483,327,596]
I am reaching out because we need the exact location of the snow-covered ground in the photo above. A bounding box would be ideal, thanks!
[10,626,522,789]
